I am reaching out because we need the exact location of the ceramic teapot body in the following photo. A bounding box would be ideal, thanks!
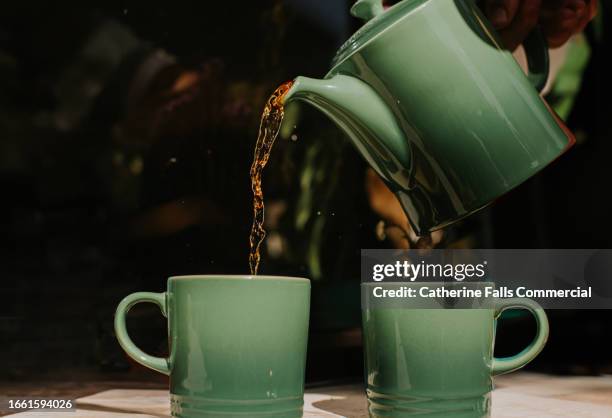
[284,0,573,235]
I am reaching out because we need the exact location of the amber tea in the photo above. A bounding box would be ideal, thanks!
[248,81,294,275]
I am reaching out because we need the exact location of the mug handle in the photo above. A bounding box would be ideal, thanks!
[492,297,549,376]
[114,292,170,375]
[522,28,550,93]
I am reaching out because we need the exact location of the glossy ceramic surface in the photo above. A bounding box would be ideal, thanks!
[284,0,574,235]
[361,283,549,418]
[115,276,311,418]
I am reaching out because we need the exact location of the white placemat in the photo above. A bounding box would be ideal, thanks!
[492,389,612,418]
[75,389,344,417]
[7,384,612,417]
[6,411,158,418]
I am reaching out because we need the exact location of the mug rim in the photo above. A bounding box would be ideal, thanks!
[168,275,309,283]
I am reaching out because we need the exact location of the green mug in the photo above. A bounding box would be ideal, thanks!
[114,275,310,418]
[361,282,549,418]
[284,0,575,235]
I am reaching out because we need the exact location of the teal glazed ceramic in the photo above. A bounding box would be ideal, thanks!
[284,0,574,235]
[361,283,549,418]
[115,276,310,418]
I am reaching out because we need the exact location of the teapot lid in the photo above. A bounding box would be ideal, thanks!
[331,0,429,69]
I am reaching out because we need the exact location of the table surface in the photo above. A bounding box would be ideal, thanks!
[3,373,612,418]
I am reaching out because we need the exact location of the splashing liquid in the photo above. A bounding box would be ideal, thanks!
[248,81,294,275]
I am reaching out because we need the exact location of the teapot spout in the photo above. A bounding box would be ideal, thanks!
[284,75,410,188]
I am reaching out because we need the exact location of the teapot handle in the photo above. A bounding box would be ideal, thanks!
[522,27,550,93]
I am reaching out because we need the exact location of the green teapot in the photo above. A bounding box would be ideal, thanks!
[283,0,574,236]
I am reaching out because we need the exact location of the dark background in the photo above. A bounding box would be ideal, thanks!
[1,0,611,384]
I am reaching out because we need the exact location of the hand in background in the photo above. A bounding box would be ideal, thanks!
[482,0,598,50]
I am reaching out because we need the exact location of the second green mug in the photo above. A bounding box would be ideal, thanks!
[115,275,310,418]
[362,282,549,418]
